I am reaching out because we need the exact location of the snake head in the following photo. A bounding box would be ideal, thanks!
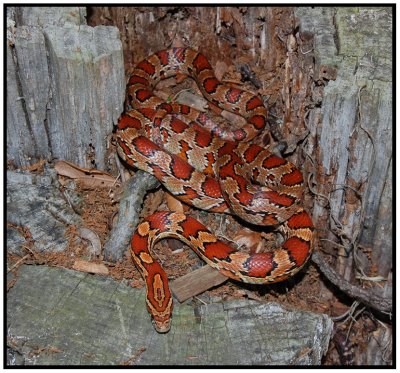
[152,317,171,333]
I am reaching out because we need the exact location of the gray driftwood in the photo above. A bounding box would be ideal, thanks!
[7,265,333,366]
[7,6,125,169]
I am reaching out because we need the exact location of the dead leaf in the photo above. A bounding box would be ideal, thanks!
[234,228,263,254]
[165,192,190,213]
[55,160,120,188]
[21,159,46,173]
[166,193,184,212]
[77,227,102,257]
[215,61,229,81]
[72,259,109,275]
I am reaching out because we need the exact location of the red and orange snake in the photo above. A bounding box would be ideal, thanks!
[116,48,314,332]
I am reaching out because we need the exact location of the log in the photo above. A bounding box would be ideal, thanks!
[7,265,333,365]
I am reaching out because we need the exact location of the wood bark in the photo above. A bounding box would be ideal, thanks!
[295,6,392,286]
[7,6,125,169]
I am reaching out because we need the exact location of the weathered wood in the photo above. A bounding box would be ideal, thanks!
[295,7,393,278]
[7,169,82,255]
[14,6,86,27]
[7,265,333,365]
[170,265,228,303]
[295,7,393,365]
[43,24,125,169]
[103,171,160,262]
[7,6,125,169]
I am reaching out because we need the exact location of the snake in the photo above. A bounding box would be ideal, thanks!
[115,47,314,333]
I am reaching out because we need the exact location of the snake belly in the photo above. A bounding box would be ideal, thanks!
[115,47,314,333]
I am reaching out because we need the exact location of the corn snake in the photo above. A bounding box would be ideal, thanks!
[115,48,314,332]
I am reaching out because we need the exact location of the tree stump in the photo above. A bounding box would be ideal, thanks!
[7,6,125,169]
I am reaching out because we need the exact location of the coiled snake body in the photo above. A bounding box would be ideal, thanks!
[116,48,314,332]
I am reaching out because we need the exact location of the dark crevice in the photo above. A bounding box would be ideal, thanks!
[331,8,340,55]
[10,44,39,160]
[41,30,56,160]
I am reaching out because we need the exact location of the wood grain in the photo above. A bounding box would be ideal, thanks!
[170,265,228,303]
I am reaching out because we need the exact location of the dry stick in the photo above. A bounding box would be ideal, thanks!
[103,171,160,262]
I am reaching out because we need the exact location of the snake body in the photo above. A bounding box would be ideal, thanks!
[116,48,314,332]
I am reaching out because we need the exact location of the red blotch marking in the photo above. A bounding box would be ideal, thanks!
[146,268,171,311]
[233,128,247,141]
[283,237,311,266]
[170,156,193,180]
[153,117,162,127]
[117,139,133,157]
[182,186,200,200]
[246,253,275,278]
[137,60,156,75]
[192,53,212,73]
[117,114,141,130]
[226,88,242,103]
[178,140,190,162]
[246,96,263,111]
[236,189,254,205]
[146,212,170,230]
[203,77,220,94]
[128,74,149,86]
[158,102,173,114]
[263,155,286,169]
[194,128,212,148]
[252,168,260,182]
[204,153,216,177]
[132,136,158,156]
[203,241,235,261]
[249,115,266,130]
[136,89,153,102]
[262,213,279,225]
[179,104,190,115]
[223,172,253,205]
[218,158,236,179]
[287,211,314,229]
[244,145,262,163]
[156,50,169,65]
[138,107,156,120]
[202,178,222,198]
[152,165,168,180]
[131,233,149,255]
[281,169,304,186]
[264,191,294,207]
[161,128,169,143]
[170,117,188,133]
[180,217,207,238]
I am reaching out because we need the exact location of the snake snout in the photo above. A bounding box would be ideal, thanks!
[153,318,171,333]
